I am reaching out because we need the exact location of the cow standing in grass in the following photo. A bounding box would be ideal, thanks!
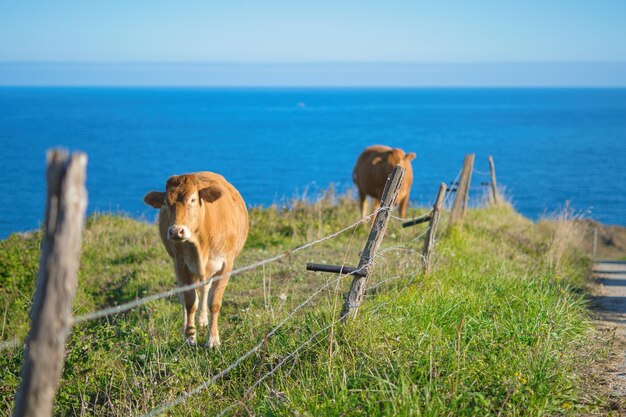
[144,172,248,347]
[352,145,416,219]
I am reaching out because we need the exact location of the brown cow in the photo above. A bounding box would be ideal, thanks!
[144,172,248,348]
[352,145,416,219]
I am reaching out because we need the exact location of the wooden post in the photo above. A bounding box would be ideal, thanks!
[13,150,88,417]
[592,227,598,259]
[488,155,498,205]
[450,154,475,225]
[422,183,447,275]
[340,165,406,320]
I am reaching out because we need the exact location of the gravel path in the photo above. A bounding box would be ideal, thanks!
[592,260,626,403]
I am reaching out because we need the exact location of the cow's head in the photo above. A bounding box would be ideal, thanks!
[387,148,416,166]
[144,175,223,242]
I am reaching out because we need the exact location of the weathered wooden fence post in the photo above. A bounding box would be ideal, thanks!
[450,154,475,225]
[305,166,406,320]
[13,150,88,417]
[422,182,447,275]
[340,165,405,320]
[488,155,498,205]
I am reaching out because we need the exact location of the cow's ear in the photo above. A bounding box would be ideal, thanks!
[199,185,223,204]
[405,152,416,161]
[144,191,165,208]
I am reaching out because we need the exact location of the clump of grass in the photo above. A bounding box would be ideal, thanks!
[538,202,589,279]
[0,193,602,416]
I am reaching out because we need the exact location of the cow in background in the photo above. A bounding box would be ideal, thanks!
[352,145,416,219]
[144,172,248,348]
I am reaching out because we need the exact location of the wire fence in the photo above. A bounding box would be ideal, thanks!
[215,313,345,417]
[73,208,384,324]
[211,237,428,416]
[138,178,433,415]
[7,154,494,416]
[0,209,382,354]
[140,217,428,417]
[4,202,433,416]
[140,262,367,417]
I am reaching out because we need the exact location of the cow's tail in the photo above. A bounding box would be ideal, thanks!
[352,166,357,184]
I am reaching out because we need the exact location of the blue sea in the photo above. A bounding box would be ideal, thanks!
[0,87,625,239]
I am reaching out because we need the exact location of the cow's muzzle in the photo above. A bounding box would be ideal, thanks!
[168,225,191,241]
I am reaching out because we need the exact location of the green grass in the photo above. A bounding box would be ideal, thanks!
[0,195,601,416]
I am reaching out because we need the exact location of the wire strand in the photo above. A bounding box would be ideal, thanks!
[138,262,367,417]
[75,209,383,324]
[216,314,343,417]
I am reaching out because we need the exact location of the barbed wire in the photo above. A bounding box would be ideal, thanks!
[376,227,429,258]
[139,198,410,416]
[74,208,384,324]
[364,274,404,293]
[388,210,431,224]
[216,313,344,417]
[1,161,468,417]
[216,262,419,415]
[217,260,426,416]
[138,260,368,417]
[4,170,456,414]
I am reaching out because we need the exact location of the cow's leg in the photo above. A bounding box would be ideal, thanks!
[175,260,198,345]
[206,262,232,348]
[182,288,199,346]
[358,190,367,219]
[373,197,381,213]
[178,293,187,334]
[199,260,223,328]
[198,279,211,328]
[398,196,408,219]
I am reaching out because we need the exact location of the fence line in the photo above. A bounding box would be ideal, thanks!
[365,274,404,293]
[139,262,368,417]
[139,189,429,417]
[218,313,345,417]
[74,208,384,324]
[212,227,434,416]
[73,159,470,324]
[219,269,424,416]
[376,226,430,258]
[141,239,424,417]
[389,211,430,224]
[8,153,496,415]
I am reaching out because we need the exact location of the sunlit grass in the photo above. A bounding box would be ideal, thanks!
[0,194,600,416]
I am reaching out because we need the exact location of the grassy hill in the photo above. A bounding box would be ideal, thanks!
[0,194,607,416]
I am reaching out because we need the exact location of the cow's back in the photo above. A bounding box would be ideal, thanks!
[353,145,414,201]
[194,172,248,258]
[353,145,396,197]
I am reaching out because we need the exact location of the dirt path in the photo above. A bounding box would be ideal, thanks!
[591,260,626,409]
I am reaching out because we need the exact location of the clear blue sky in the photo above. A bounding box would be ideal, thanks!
[1,1,625,85]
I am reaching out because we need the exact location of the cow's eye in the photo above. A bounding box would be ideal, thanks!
[190,197,197,204]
